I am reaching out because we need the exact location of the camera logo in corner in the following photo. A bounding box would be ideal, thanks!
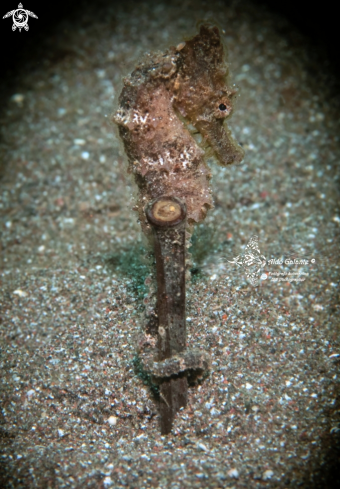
[3,3,38,32]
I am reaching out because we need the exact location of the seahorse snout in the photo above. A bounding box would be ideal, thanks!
[195,118,244,166]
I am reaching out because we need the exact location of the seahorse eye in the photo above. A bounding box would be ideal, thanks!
[219,103,227,111]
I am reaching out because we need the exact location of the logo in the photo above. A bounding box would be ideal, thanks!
[228,235,266,287]
[3,3,38,32]
[228,235,315,286]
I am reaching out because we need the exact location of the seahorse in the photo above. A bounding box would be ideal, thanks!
[113,23,244,235]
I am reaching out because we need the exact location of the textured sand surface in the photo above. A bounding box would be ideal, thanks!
[1,1,339,487]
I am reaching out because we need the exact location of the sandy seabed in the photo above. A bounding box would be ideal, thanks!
[0,0,339,487]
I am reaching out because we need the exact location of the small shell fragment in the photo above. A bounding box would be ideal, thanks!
[227,468,239,478]
[108,416,117,426]
[13,289,27,297]
[176,42,186,51]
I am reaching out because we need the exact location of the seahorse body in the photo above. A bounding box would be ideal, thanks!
[113,24,244,233]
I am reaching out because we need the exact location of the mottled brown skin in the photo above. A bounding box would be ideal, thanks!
[113,24,244,233]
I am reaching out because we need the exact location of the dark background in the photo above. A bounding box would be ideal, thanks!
[0,0,339,81]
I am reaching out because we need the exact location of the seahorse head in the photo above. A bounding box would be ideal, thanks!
[173,24,244,166]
